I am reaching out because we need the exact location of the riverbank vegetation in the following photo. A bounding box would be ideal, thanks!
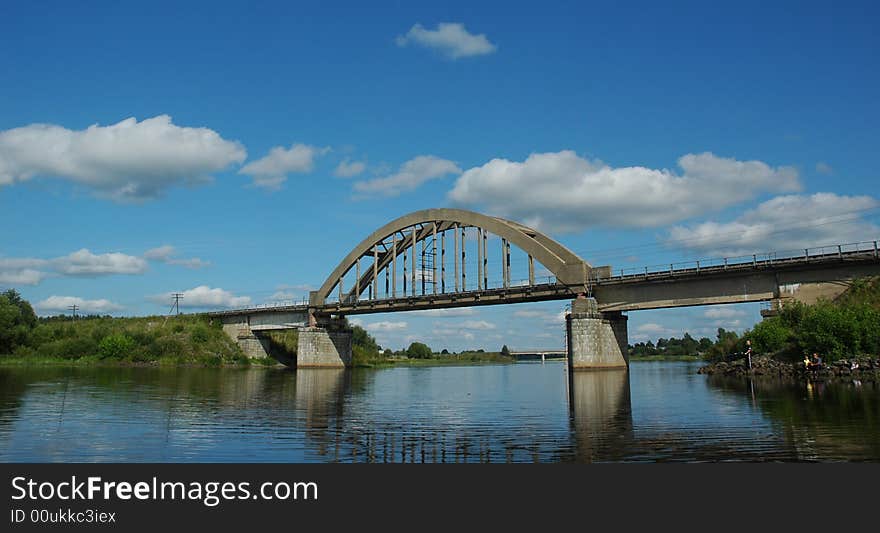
[630,277,880,367]
[0,290,247,366]
[348,325,514,367]
[698,277,880,379]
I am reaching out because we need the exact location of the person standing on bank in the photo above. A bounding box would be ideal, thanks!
[745,339,753,370]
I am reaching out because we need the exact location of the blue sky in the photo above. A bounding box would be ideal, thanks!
[1,1,878,351]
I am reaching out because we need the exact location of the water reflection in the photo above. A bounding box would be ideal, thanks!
[705,375,880,461]
[568,369,633,462]
[1,363,878,462]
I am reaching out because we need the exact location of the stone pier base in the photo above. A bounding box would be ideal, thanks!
[296,319,352,368]
[566,297,628,370]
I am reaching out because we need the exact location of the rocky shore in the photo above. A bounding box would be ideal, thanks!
[697,355,880,381]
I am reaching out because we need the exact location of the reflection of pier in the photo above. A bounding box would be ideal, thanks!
[509,350,566,363]
[568,369,633,462]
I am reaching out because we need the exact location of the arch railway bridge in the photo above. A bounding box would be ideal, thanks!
[206,209,880,369]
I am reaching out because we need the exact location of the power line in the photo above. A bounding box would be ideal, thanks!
[67,304,78,320]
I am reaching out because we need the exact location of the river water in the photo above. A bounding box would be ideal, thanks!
[0,361,877,462]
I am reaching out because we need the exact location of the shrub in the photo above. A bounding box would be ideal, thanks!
[190,324,211,343]
[98,334,136,359]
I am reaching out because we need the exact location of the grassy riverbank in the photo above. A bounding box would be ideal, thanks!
[0,292,249,367]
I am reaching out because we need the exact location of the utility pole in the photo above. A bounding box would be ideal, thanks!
[171,293,184,315]
[68,304,78,320]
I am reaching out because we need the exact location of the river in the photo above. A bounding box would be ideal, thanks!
[0,361,877,462]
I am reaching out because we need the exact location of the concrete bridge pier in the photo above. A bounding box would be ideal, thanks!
[566,297,628,370]
[296,317,352,368]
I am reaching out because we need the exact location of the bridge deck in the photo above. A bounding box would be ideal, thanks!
[205,246,880,317]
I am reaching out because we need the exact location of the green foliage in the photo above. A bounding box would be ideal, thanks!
[190,324,211,343]
[501,345,510,357]
[405,342,433,359]
[748,318,793,353]
[351,325,380,352]
[98,334,136,359]
[0,289,38,354]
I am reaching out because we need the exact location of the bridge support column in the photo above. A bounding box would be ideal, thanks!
[221,317,273,360]
[296,318,352,368]
[566,297,628,370]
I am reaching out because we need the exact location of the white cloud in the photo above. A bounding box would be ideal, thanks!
[816,162,833,175]
[636,323,670,334]
[449,151,800,233]
[334,159,366,178]
[396,23,497,59]
[460,320,496,330]
[363,321,408,332]
[704,306,747,319]
[143,245,175,261]
[52,249,147,276]
[150,286,251,309]
[0,246,210,288]
[144,245,209,269]
[36,295,123,314]
[409,307,476,317]
[239,143,329,190]
[353,155,460,197]
[632,322,679,341]
[668,193,879,256]
[0,115,246,201]
[512,309,546,318]
[0,258,49,285]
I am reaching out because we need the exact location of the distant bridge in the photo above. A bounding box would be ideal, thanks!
[508,350,566,362]
[206,208,880,370]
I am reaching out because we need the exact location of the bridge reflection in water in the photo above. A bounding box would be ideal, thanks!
[567,370,633,463]
[286,366,634,463]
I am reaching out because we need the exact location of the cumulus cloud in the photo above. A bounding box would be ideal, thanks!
[0,246,210,287]
[144,245,209,269]
[150,286,252,309]
[704,306,747,319]
[448,151,801,233]
[512,309,547,318]
[239,143,329,190]
[36,295,123,314]
[53,249,147,276]
[334,159,366,178]
[363,321,408,332]
[0,258,49,285]
[632,322,678,341]
[410,307,476,317]
[0,115,246,201]
[460,320,496,330]
[396,22,497,59]
[353,155,460,197]
[816,162,833,175]
[668,193,879,256]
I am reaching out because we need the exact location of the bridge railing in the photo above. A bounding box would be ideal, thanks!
[605,239,879,281]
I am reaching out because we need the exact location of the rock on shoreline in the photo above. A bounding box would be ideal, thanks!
[697,355,880,380]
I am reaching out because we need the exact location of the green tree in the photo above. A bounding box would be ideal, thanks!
[501,345,510,357]
[0,289,37,354]
[748,318,793,353]
[406,342,433,359]
[351,325,380,352]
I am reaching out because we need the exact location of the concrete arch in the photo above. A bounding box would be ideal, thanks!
[312,208,592,305]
